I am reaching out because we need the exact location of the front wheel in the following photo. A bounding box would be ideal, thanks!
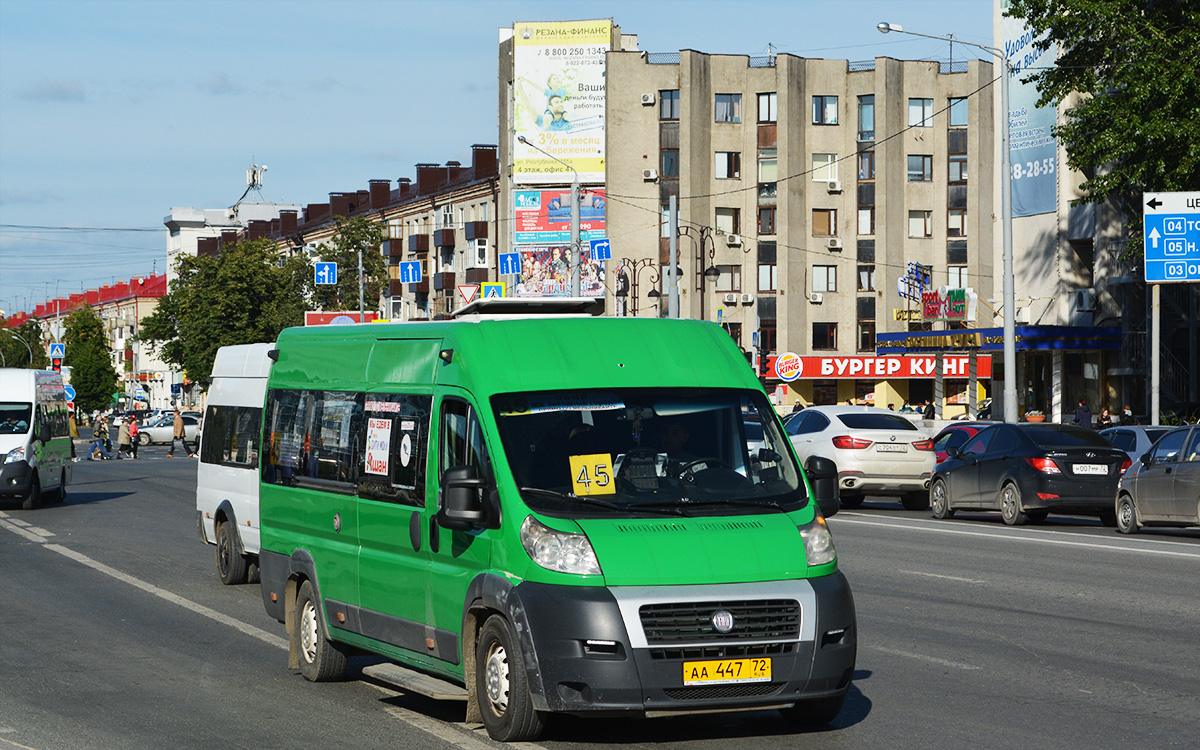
[138,433,151,446]
[1000,483,1027,526]
[839,494,864,510]
[21,474,41,510]
[295,580,347,682]
[781,693,846,726]
[1115,494,1138,534]
[476,616,546,742]
[930,479,955,519]
[215,521,248,585]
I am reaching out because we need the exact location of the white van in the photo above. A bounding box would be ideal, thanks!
[0,369,72,509]
[196,344,272,584]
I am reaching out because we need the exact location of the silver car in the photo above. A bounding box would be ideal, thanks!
[1115,424,1200,534]
[786,405,935,510]
[1099,425,1172,462]
[137,413,200,445]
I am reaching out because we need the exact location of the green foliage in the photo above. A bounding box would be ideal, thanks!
[1006,0,1200,253]
[63,306,118,413]
[139,238,311,383]
[0,319,49,369]
[311,216,387,315]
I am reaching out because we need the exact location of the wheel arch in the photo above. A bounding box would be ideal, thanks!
[1117,491,1142,528]
[281,549,319,671]
[462,573,546,721]
[213,500,243,554]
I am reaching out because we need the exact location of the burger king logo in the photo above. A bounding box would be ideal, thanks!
[775,352,803,382]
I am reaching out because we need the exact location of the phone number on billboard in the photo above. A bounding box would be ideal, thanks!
[538,46,608,56]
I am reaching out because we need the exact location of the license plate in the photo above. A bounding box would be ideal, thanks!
[682,657,772,686]
[876,443,907,452]
[1073,463,1107,475]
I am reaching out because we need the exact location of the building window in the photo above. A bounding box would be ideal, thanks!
[661,204,671,238]
[812,95,838,125]
[715,93,742,123]
[716,151,741,179]
[857,207,875,236]
[811,153,838,181]
[948,265,968,288]
[716,207,740,235]
[857,95,874,140]
[758,206,776,236]
[858,151,875,181]
[724,322,742,347]
[857,321,876,352]
[858,264,876,291]
[661,149,679,177]
[948,97,968,127]
[908,98,935,127]
[909,210,933,238]
[715,264,742,293]
[813,265,837,293]
[757,92,777,123]
[948,154,967,183]
[813,322,838,350]
[907,155,933,182]
[812,208,837,237]
[660,90,680,120]
[758,149,777,182]
[758,263,778,292]
[759,324,777,355]
[948,208,967,237]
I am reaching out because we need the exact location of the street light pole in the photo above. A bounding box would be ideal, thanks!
[878,22,1018,423]
[517,135,582,297]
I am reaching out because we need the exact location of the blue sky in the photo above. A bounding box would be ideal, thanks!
[0,0,993,315]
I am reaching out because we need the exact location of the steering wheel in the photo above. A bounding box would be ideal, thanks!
[677,457,732,482]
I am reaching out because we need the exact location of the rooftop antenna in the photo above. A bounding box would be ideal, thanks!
[235,158,270,205]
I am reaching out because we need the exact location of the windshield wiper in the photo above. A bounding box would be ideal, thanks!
[677,497,786,512]
[518,486,624,511]
[625,500,694,518]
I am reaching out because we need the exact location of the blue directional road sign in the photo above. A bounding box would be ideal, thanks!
[589,238,611,261]
[498,252,521,276]
[1144,191,1200,282]
[64,385,76,401]
[315,262,338,285]
[399,261,423,284]
[49,343,65,359]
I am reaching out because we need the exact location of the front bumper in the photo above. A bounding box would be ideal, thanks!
[0,460,34,499]
[514,573,856,716]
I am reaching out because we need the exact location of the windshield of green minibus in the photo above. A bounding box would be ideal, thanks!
[491,388,806,516]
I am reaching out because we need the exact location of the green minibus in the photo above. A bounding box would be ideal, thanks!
[258,299,855,741]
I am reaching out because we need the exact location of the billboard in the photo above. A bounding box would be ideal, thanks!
[763,354,993,380]
[1002,0,1059,217]
[514,188,606,244]
[513,246,605,298]
[305,311,381,326]
[512,20,610,184]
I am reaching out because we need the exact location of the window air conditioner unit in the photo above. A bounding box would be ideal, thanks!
[641,92,656,106]
[827,237,843,250]
[1074,289,1096,312]
[727,234,742,247]
[809,292,823,304]
[723,293,738,305]
[642,168,658,181]
[740,293,755,305]
[827,179,842,193]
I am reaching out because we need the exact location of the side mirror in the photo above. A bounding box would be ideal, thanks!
[437,465,489,531]
[804,455,839,516]
[1140,452,1152,466]
[946,445,960,459]
[39,423,52,443]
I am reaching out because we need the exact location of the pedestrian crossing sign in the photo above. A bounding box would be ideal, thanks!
[481,283,505,298]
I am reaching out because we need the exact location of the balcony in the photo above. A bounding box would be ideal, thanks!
[434,229,456,248]
[408,234,430,254]
[464,221,488,241]
[433,272,456,291]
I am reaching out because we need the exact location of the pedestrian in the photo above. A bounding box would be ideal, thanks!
[167,409,196,457]
[117,417,132,458]
[1122,404,1139,425]
[1073,398,1093,429]
[128,417,140,459]
[922,399,935,420]
[1097,407,1113,429]
[900,400,914,413]
[888,403,896,411]
[68,410,79,462]
[89,416,112,460]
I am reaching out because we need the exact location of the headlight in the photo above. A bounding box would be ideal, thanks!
[520,516,602,576]
[4,446,25,464]
[798,515,836,567]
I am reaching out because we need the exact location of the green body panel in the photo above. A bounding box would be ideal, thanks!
[261,483,360,603]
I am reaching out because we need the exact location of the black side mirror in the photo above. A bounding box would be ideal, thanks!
[39,423,52,443]
[946,445,960,459]
[804,455,839,516]
[437,464,489,531]
[1140,452,1152,466]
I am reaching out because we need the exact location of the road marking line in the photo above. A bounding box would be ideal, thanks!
[865,645,981,670]
[899,570,985,583]
[830,516,1200,558]
[372,684,548,750]
[0,519,48,543]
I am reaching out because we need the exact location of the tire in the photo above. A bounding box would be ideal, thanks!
[901,492,929,511]
[247,558,261,584]
[296,579,347,682]
[44,468,67,504]
[1098,510,1118,528]
[138,433,151,446]
[1000,482,1027,526]
[930,479,955,519]
[1115,494,1138,534]
[21,474,41,510]
[477,615,546,742]
[782,693,846,726]
[215,521,248,585]
[839,494,864,510]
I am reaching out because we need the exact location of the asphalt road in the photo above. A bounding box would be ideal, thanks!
[2,455,1197,750]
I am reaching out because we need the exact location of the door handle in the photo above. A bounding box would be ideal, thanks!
[409,511,421,551]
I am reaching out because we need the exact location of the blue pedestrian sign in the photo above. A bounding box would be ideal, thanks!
[1144,192,1200,282]
[499,252,521,276]
[49,343,65,359]
[399,261,423,284]
[315,262,338,285]
[589,238,611,261]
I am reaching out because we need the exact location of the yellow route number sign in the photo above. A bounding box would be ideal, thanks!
[569,453,616,496]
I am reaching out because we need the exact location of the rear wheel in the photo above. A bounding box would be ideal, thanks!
[930,479,955,519]
[1115,494,1138,534]
[1025,510,1048,523]
[477,615,546,742]
[839,494,864,510]
[295,579,347,682]
[45,468,67,504]
[782,693,847,726]
[1098,510,1118,528]
[215,521,248,585]
[901,492,929,511]
[1000,483,1027,526]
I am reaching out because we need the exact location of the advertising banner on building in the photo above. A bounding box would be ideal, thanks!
[921,287,979,322]
[1002,0,1058,217]
[512,20,610,184]
[763,354,993,380]
[514,247,605,297]
[304,311,381,325]
[514,188,606,244]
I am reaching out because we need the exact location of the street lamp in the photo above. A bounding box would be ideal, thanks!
[517,135,583,297]
[677,225,723,323]
[2,329,34,367]
[614,258,662,317]
[878,21,1018,423]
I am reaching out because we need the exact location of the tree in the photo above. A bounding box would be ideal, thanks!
[0,319,49,369]
[1006,0,1200,252]
[140,238,311,383]
[63,306,118,413]
[311,216,387,315]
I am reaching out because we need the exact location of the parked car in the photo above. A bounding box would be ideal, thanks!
[1099,425,1172,462]
[1114,424,1200,534]
[931,422,993,463]
[137,412,200,445]
[787,405,935,510]
[930,423,1130,526]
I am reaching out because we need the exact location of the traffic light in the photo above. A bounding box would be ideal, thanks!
[759,353,770,377]
[51,357,62,372]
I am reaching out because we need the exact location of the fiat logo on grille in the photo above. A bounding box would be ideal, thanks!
[711,610,735,633]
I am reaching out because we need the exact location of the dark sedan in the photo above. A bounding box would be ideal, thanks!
[930,423,1130,525]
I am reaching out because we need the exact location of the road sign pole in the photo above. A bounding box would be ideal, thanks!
[1152,283,1160,425]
